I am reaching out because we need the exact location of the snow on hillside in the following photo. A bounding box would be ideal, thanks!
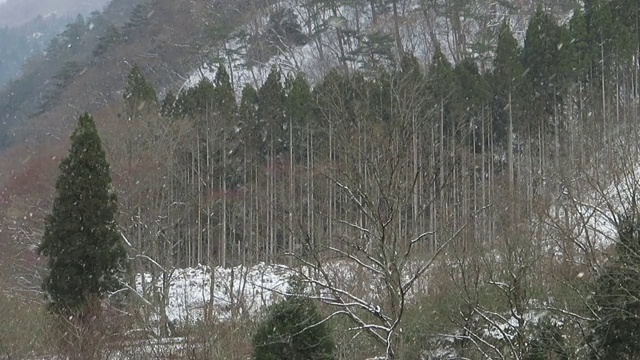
[136,262,294,323]
[181,0,541,95]
[135,259,432,325]
[550,158,640,258]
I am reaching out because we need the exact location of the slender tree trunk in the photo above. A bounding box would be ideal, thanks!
[508,91,514,190]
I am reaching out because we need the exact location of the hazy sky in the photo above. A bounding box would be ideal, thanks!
[0,0,109,27]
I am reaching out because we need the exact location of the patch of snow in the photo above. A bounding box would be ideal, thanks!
[135,262,294,323]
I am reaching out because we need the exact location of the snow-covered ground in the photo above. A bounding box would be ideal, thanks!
[134,258,433,325]
[135,262,294,323]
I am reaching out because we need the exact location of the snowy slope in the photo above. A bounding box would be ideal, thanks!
[135,262,294,323]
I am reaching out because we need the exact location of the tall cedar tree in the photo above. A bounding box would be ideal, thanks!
[522,8,564,126]
[239,84,261,155]
[492,20,524,143]
[213,64,240,185]
[425,46,455,134]
[38,113,126,314]
[285,73,312,161]
[590,211,640,359]
[258,66,286,156]
[123,64,157,118]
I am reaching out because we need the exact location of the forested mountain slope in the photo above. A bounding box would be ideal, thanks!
[0,0,639,358]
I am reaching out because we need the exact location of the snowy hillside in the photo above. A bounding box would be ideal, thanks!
[135,262,293,323]
[182,0,556,93]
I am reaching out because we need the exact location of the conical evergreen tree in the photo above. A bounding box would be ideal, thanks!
[568,9,591,81]
[285,73,312,127]
[123,64,157,118]
[425,46,455,133]
[258,66,286,156]
[38,113,126,315]
[213,64,237,124]
[239,84,261,154]
[161,90,177,118]
[285,73,312,162]
[522,8,564,126]
[492,20,525,142]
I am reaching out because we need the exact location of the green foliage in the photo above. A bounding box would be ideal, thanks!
[38,61,82,113]
[522,8,567,123]
[590,212,640,359]
[239,84,261,154]
[161,90,178,118]
[213,64,238,124]
[252,295,335,360]
[258,66,286,156]
[568,9,591,81]
[351,31,396,71]
[453,58,491,150]
[0,14,69,87]
[57,14,88,55]
[124,64,157,117]
[176,77,215,119]
[524,320,569,360]
[125,3,149,35]
[425,46,456,136]
[93,25,125,58]
[268,7,307,48]
[38,113,127,315]
[285,73,312,126]
[492,20,525,142]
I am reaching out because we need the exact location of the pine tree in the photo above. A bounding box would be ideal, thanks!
[590,211,640,359]
[125,4,149,35]
[93,25,124,58]
[253,294,335,360]
[123,64,157,117]
[38,113,126,315]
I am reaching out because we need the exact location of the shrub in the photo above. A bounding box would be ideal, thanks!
[252,295,334,360]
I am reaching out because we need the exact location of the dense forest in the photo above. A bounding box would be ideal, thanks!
[1,0,640,359]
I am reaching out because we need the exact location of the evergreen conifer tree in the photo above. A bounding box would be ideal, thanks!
[258,66,286,156]
[125,4,149,35]
[213,64,237,124]
[161,90,177,118]
[426,46,455,133]
[253,294,334,360]
[568,9,590,81]
[285,73,312,127]
[239,84,261,153]
[522,8,564,125]
[38,113,126,315]
[124,64,157,117]
[285,73,312,162]
[590,211,640,359]
[492,20,524,143]
[93,25,124,58]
